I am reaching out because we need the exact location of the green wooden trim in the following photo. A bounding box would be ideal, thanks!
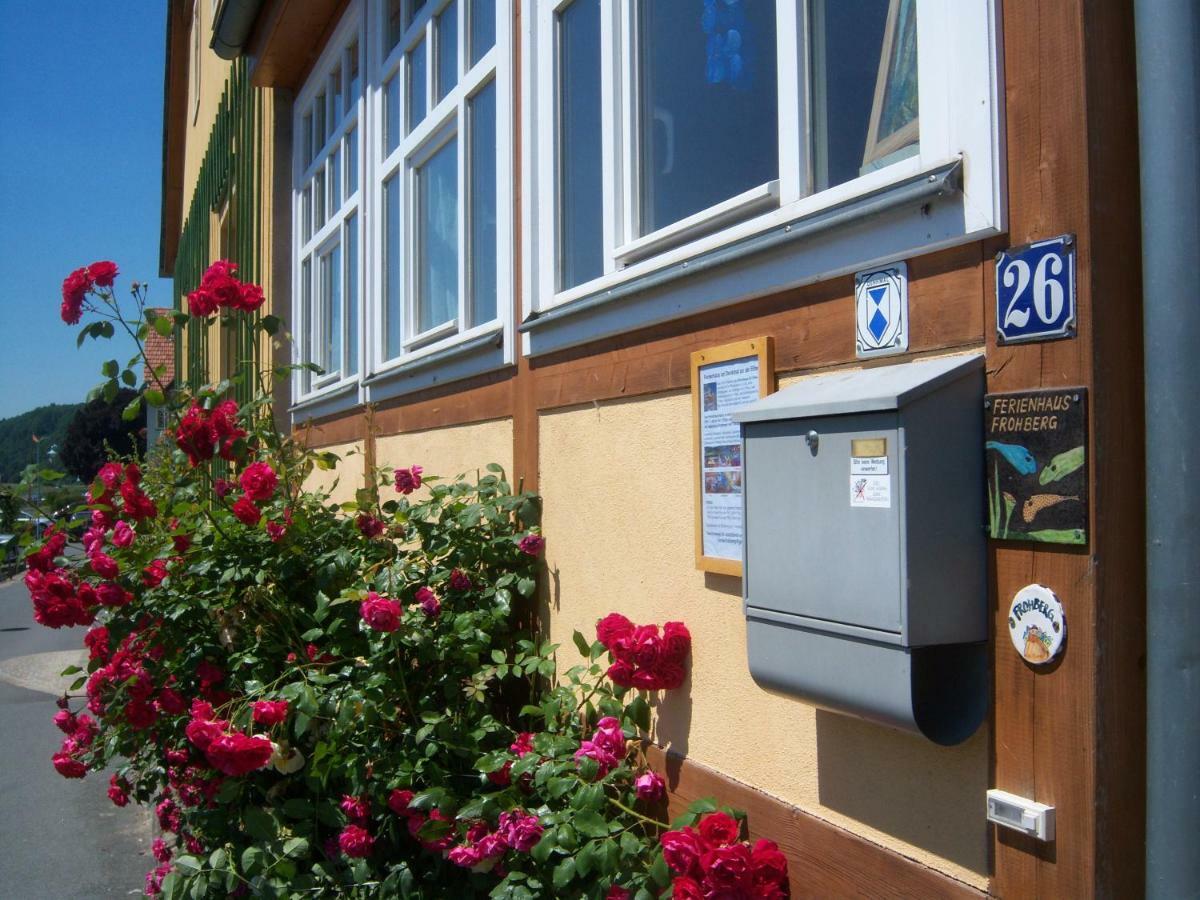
[172,58,262,405]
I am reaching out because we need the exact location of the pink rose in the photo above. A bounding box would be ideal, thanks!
[394,465,423,495]
[340,794,370,823]
[510,732,535,757]
[517,534,544,556]
[338,824,375,858]
[239,462,278,502]
[635,771,666,802]
[266,521,287,542]
[360,592,402,632]
[111,520,135,548]
[415,586,441,617]
[52,751,87,778]
[107,774,129,807]
[252,700,289,726]
[498,810,544,852]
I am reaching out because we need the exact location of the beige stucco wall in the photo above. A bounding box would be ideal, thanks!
[182,0,234,208]
[375,419,515,491]
[539,389,989,888]
[302,440,365,506]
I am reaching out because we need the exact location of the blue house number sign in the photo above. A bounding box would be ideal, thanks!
[996,234,1077,344]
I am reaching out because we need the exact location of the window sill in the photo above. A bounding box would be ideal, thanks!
[521,158,976,357]
[290,379,360,422]
[364,326,511,405]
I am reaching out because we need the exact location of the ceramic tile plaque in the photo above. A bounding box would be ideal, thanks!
[985,387,1088,545]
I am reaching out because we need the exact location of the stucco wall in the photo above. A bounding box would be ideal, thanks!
[539,388,989,887]
[182,1,233,207]
[375,419,515,491]
[302,440,365,506]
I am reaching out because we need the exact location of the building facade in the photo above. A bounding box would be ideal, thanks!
[160,1,1149,895]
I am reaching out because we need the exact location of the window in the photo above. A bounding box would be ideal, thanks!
[526,0,1003,351]
[292,0,512,410]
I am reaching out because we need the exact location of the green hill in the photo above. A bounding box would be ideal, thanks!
[0,403,81,482]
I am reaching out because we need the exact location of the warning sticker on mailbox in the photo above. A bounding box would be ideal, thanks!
[850,474,891,508]
[850,456,888,476]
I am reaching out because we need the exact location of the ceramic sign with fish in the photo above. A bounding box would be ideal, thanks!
[985,388,1088,545]
[1007,584,1066,665]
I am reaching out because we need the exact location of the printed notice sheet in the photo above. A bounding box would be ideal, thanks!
[698,357,760,561]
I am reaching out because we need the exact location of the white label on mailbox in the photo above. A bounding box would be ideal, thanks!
[850,474,891,508]
[850,456,888,475]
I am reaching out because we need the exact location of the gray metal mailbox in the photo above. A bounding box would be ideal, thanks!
[732,354,987,744]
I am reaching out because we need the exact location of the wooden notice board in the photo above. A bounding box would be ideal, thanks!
[690,337,775,576]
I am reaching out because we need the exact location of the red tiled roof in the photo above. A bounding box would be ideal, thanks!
[143,307,176,387]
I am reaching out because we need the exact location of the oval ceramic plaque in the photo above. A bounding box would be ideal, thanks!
[1007,584,1066,665]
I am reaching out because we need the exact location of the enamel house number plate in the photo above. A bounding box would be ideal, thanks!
[996,234,1076,344]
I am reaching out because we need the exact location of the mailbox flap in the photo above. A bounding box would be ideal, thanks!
[732,353,984,423]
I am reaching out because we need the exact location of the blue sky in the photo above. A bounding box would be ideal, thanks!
[0,4,173,420]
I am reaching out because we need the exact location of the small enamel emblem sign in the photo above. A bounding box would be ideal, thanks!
[855,262,908,358]
[1007,584,1066,665]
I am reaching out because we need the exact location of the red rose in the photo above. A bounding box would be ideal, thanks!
[88,551,119,580]
[698,811,741,847]
[662,621,691,662]
[670,876,704,900]
[606,659,636,688]
[52,751,87,778]
[596,612,635,649]
[120,481,158,520]
[394,465,423,495]
[356,514,385,538]
[107,774,129,807]
[239,462,278,502]
[196,660,224,687]
[415,586,440,617]
[340,794,371,823]
[232,495,261,526]
[143,559,169,587]
[266,521,287,542]
[360,592,402,632]
[606,888,632,900]
[204,731,274,776]
[387,789,414,815]
[449,568,472,591]
[338,824,375,858]
[88,260,119,287]
[187,287,219,317]
[700,842,754,890]
[96,582,132,607]
[60,267,92,324]
[751,838,790,893]
[660,827,705,877]
[252,699,289,726]
[174,404,217,465]
[233,282,265,312]
[185,718,226,751]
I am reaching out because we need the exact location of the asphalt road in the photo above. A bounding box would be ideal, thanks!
[0,575,152,899]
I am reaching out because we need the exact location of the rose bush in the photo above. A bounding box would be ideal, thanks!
[23,263,792,898]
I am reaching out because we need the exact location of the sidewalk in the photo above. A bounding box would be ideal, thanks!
[0,576,152,899]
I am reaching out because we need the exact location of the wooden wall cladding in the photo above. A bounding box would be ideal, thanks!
[646,746,984,900]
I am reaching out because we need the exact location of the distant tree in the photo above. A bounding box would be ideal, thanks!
[0,489,20,531]
[58,389,146,483]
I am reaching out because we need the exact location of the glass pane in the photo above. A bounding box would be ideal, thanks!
[314,168,326,228]
[416,137,459,333]
[437,1,458,101]
[556,0,603,290]
[346,126,358,198]
[469,80,497,325]
[303,112,313,165]
[301,257,312,389]
[469,0,495,67]
[408,0,428,27]
[811,0,919,191]
[330,145,341,213]
[384,173,403,357]
[638,0,777,234]
[347,41,360,108]
[346,214,359,374]
[301,184,312,242]
[314,92,326,151]
[387,0,403,52]
[384,73,401,154]
[331,66,343,123]
[408,38,428,132]
[330,243,342,373]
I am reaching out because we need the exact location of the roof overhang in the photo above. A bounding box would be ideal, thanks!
[158,0,193,278]
[247,0,350,90]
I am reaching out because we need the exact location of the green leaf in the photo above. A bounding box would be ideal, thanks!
[101,359,118,378]
[122,395,143,422]
[174,855,202,873]
[572,809,610,839]
[208,848,228,870]
[146,389,166,406]
[517,577,536,598]
[241,846,265,876]
[282,798,313,819]
[102,378,118,403]
[261,314,283,336]
[551,858,576,890]
[530,830,555,864]
[572,630,591,657]
[649,853,671,888]
[282,837,309,858]
[243,806,276,840]
[154,315,174,337]
[59,665,82,676]
[121,369,136,386]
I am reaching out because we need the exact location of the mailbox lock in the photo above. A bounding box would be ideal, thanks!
[805,430,820,453]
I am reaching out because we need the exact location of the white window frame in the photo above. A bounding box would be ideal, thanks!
[291,0,514,413]
[523,0,1005,348]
